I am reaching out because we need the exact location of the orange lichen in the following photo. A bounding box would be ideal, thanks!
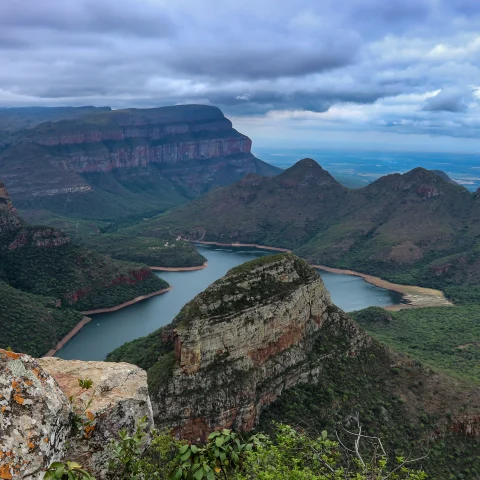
[86,410,95,421]
[43,437,49,443]
[0,463,13,479]
[13,395,24,405]
[1,406,6,413]
[1,350,20,360]
[84,424,95,438]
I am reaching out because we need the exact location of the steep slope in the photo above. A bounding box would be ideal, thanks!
[133,159,480,295]
[0,183,168,356]
[1,105,280,222]
[108,254,480,478]
[128,158,350,248]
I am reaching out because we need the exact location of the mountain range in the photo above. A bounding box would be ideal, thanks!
[129,158,480,301]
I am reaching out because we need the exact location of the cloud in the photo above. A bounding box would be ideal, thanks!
[422,88,472,112]
[0,0,479,146]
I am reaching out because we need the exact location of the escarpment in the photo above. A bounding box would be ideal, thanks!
[0,105,280,219]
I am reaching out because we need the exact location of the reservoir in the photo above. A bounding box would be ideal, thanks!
[56,246,401,361]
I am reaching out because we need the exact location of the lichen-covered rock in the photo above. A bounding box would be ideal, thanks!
[38,358,153,479]
[148,254,371,441]
[0,349,71,480]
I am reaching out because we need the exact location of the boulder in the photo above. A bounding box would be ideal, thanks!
[38,358,153,479]
[0,349,71,479]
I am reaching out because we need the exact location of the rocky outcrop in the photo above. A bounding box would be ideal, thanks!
[148,254,371,441]
[38,358,153,478]
[0,182,21,234]
[0,349,153,479]
[0,350,71,480]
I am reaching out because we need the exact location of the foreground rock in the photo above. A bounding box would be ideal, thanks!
[0,350,71,479]
[0,350,152,479]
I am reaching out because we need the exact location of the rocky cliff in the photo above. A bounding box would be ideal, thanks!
[0,181,21,234]
[109,254,371,441]
[0,105,280,221]
[0,349,152,479]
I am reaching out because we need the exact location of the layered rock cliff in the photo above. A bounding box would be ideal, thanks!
[110,254,371,441]
[0,349,152,479]
[0,105,280,220]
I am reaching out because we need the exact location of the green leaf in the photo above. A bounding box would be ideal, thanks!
[173,468,183,480]
[206,469,215,480]
[179,445,189,454]
[193,467,204,480]
[181,450,191,461]
[191,445,198,454]
[215,437,224,447]
[321,430,328,439]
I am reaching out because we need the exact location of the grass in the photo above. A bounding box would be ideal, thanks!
[352,306,480,384]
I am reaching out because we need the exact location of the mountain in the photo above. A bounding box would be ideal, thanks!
[108,254,480,477]
[0,105,280,223]
[0,182,168,356]
[131,159,480,298]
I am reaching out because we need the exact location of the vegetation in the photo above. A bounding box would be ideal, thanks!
[352,306,480,383]
[130,160,480,302]
[0,281,83,356]
[79,233,206,268]
[106,423,427,480]
[45,461,95,480]
[258,336,480,479]
[0,227,168,311]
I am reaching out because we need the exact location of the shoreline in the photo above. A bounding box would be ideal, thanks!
[150,262,207,272]
[43,316,92,358]
[192,240,292,253]
[191,240,452,310]
[81,287,172,315]
[42,287,172,358]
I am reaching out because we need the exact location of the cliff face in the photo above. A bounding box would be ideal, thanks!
[0,105,279,220]
[0,181,21,234]
[147,254,371,440]
[27,106,252,173]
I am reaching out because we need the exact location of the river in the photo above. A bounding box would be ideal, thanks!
[56,245,401,361]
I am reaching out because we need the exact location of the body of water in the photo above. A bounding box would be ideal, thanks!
[56,246,400,361]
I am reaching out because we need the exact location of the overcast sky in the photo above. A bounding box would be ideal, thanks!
[1,0,480,152]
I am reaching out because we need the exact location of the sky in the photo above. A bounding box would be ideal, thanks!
[1,0,480,152]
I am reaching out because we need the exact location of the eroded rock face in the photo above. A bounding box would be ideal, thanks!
[0,350,153,479]
[0,350,71,480]
[38,358,154,479]
[150,254,371,441]
[0,182,21,235]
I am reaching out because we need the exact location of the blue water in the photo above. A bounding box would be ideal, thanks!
[253,147,480,191]
[56,246,400,361]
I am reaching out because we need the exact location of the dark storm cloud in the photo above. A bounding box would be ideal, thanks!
[422,89,471,113]
[1,0,479,141]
